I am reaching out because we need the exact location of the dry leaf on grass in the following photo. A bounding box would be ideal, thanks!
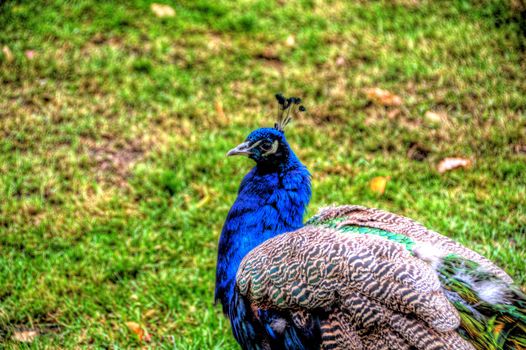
[437,157,472,174]
[126,321,151,342]
[144,309,157,319]
[424,111,447,126]
[215,99,228,125]
[12,329,38,343]
[285,35,296,48]
[2,45,14,62]
[150,3,176,17]
[365,88,402,107]
[196,192,210,208]
[369,176,390,195]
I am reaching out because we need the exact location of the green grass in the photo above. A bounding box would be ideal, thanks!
[1,0,525,347]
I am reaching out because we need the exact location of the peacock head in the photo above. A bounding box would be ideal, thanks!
[226,94,306,166]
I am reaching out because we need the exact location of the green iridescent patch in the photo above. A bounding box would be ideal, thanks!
[307,217,415,251]
[437,254,526,348]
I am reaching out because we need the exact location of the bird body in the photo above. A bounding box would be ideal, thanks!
[215,95,526,349]
[215,127,312,348]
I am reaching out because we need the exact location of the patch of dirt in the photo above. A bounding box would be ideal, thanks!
[82,33,124,52]
[206,32,232,53]
[407,142,430,161]
[363,106,421,131]
[255,48,284,70]
[308,104,347,126]
[81,33,147,57]
[513,144,526,154]
[390,0,420,6]
[84,137,146,187]
[0,313,62,344]
[320,163,355,176]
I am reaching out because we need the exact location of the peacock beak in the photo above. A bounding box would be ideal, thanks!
[226,141,253,157]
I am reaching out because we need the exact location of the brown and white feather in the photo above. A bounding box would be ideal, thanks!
[236,205,511,349]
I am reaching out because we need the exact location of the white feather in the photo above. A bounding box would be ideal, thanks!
[475,281,509,305]
[270,318,287,334]
[413,243,445,271]
[452,270,510,305]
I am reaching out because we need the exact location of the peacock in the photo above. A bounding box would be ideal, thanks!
[215,94,526,350]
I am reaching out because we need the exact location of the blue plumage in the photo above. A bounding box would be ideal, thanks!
[215,124,312,348]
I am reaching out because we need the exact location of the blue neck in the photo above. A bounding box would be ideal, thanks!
[215,152,311,310]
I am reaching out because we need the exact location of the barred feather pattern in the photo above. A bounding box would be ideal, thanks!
[237,205,524,349]
[309,205,512,283]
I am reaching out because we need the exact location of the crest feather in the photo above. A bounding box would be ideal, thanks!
[274,93,306,132]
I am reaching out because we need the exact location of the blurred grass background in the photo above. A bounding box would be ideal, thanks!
[0,0,525,348]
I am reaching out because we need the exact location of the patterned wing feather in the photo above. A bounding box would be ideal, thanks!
[237,225,470,349]
[237,205,525,349]
[307,205,511,283]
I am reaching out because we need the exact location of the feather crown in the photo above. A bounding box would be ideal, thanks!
[274,93,306,132]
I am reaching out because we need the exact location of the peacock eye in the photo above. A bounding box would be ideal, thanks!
[260,142,273,151]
